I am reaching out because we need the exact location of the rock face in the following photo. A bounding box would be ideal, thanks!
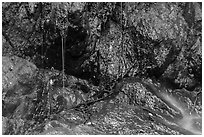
[2,56,36,120]
[2,58,103,134]
[96,22,136,79]
[2,2,202,135]
[3,2,201,89]
[2,61,202,135]
[2,56,37,95]
[38,77,201,135]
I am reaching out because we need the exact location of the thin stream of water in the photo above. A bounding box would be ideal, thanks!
[62,35,65,89]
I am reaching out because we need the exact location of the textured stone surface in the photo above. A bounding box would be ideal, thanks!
[2,56,37,94]
[2,2,202,135]
[2,66,202,135]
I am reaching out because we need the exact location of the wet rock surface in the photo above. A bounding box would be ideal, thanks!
[2,56,37,92]
[2,2,202,135]
[2,57,202,134]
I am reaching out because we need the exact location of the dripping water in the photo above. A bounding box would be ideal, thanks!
[62,34,65,89]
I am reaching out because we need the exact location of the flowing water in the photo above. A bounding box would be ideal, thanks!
[61,35,65,89]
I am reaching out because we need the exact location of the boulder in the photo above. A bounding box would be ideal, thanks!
[2,56,37,93]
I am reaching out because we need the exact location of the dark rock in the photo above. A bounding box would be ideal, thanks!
[2,2,202,135]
